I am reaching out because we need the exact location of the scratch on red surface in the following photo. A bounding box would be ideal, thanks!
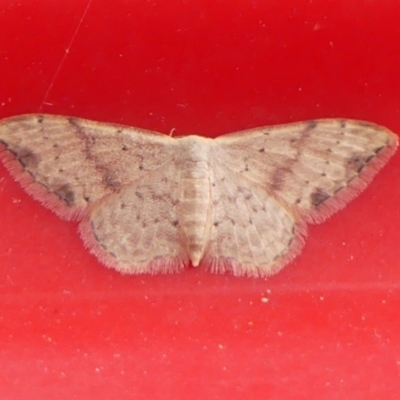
[39,0,94,111]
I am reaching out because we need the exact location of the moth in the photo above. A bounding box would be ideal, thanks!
[0,114,397,277]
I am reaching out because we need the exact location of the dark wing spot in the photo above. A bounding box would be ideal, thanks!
[99,243,108,251]
[347,155,366,173]
[365,154,374,163]
[37,116,44,123]
[54,184,75,206]
[68,117,79,126]
[104,174,121,191]
[270,168,288,191]
[259,148,265,153]
[307,120,317,130]
[172,220,179,227]
[91,221,101,242]
[151,192,163,201]
[348,175,357,184]
[310,188,330,207]
[14,147,41,168]
[122,145,128,151]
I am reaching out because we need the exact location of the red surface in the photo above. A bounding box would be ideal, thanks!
[1,1,400,398]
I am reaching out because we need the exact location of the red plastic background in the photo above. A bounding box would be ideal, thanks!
[1,1,400,399]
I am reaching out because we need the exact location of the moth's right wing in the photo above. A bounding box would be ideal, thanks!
[79,160,190,274]
[0,114,175,219]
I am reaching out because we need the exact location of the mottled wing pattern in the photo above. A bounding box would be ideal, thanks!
[0,114,174,219]
[79,161,189,274]
[215,119,398,223]
[202,162,307,277]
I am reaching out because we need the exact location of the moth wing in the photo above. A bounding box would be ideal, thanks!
[202,164,306,277]
[79,161,190,274]
[214,119,397,223]
[0,114,174,219]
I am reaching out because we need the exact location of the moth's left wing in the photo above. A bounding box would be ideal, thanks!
[213,119,398,223]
